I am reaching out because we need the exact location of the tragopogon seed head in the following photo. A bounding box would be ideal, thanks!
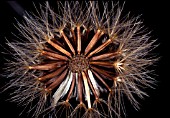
[2,1,158,118]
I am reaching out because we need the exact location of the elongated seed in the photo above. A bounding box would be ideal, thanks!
[82,71,91,108]
[91,66,113,80]
[77,73,83,103]
[84,29,101,55]
[38,65,67,81]
[87,38,112,58]
[41,50,68,60]
[45,69,68,91]
[91,52,120,60]
[77,26,81,54]
[91,70,111,91]
[48,39,72,58]
[60,30,76,55]
[28,62,65,70]
[90,61,114,68]
[84,71,99,99]
[66,73,76,102]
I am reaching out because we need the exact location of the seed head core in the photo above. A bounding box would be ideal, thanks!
[69,55,89,73]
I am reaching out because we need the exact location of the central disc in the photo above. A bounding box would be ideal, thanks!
[69,55,89,73]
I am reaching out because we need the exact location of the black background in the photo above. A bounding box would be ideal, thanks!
[0,0,168,118]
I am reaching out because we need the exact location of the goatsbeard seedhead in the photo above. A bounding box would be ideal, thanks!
[2,1,159,118]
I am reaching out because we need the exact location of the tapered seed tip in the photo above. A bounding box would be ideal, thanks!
[28,66,33,69]
[66,99,69,102]
[59,30,63,33]
[97,29,101,33]
[45,88,51,92]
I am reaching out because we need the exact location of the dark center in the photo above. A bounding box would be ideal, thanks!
[69,55,89,73]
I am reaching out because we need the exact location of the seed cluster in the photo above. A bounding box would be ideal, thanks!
[69,55,89,73]
[29,25,120,98]
[3,1,158,118]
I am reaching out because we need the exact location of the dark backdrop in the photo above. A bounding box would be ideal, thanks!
[0,0,168,118]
